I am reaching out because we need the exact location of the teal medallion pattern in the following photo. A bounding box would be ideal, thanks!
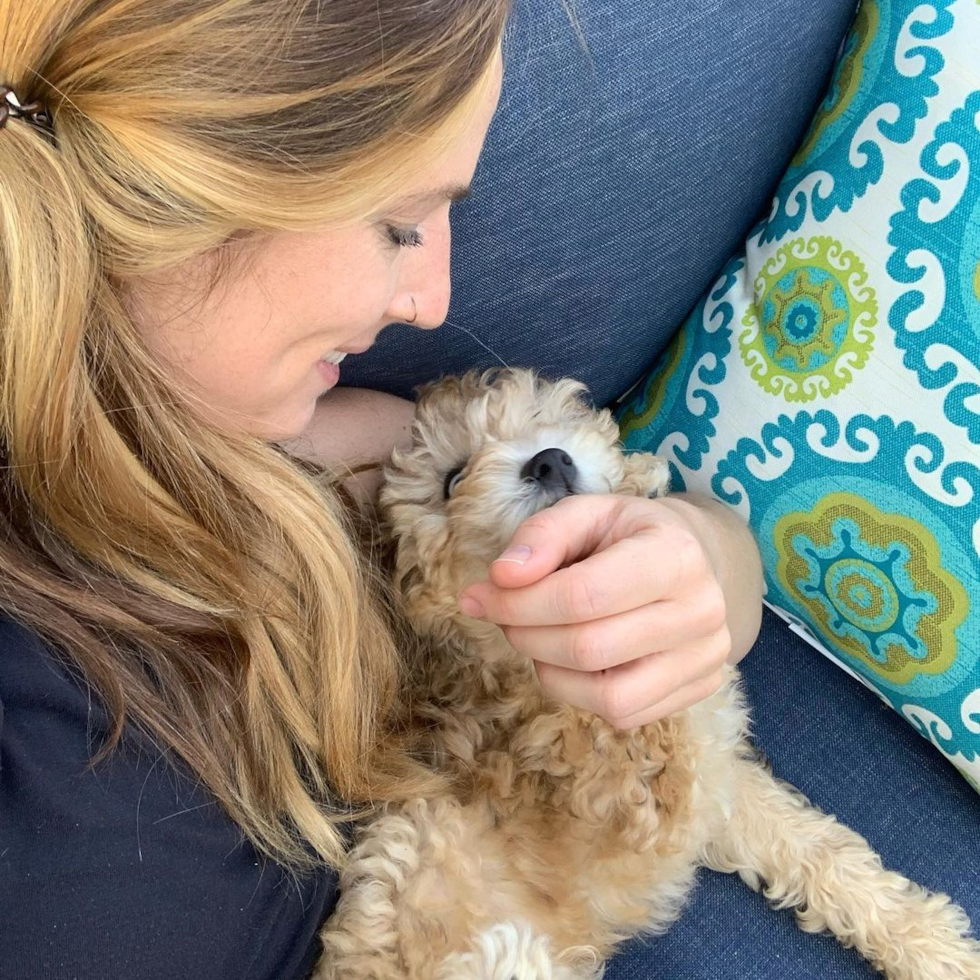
[888,90,980,442]
[619,256,742,481]
[762,0,955,245]
[713,413,979,703]
[616,0,980,791]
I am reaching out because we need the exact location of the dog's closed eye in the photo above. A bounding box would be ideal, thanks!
[443,465,466,500]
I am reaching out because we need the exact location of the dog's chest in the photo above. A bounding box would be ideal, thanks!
[433,694,703,853]
[422,658,747,853]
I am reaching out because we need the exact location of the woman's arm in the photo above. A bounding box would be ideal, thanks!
[656,492,764,666]
[281,388,417,504]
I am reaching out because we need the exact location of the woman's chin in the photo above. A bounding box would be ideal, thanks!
[273,405,320,445]
[227,400,317,446]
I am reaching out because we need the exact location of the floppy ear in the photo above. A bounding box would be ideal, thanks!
[618,451,671,499]
[391,516,465,634]
[392,514,447,593]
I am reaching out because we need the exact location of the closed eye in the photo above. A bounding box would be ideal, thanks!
[384,224,424,249]
[443,465,465,499]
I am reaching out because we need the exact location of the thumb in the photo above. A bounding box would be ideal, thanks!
[486,494,627,589]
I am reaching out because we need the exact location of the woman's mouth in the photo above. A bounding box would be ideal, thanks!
[316,350,347,388]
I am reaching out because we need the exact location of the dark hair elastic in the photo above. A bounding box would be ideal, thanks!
[1,85,56,140]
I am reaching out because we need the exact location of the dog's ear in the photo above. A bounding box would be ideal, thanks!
[414,369,498,411]
[413,376,465,423]
[392,516,456,614]
[618,451,671,499]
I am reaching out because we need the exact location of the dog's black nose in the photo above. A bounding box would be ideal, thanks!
[520,448,578,494]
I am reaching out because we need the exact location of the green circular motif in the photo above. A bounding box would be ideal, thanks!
[826,558,900,632]
[740,236,877,402]
[960,192,980,328]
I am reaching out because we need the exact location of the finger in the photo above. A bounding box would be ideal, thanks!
[532,629,731,723]
[605,671,727,730]
[462,521,704,628]
[485,494,635,587]
[501,589,727,672]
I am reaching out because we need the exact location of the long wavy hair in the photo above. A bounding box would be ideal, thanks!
[0,0,509,870]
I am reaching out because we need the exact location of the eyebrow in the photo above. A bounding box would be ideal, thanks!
[391,182,473,210]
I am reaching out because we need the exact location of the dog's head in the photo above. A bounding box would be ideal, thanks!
[380,368,669,646]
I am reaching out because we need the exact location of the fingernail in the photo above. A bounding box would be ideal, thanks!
[493,545,532,565]
[459,596,486,619]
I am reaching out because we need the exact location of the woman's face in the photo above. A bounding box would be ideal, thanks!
[128,52,503,441]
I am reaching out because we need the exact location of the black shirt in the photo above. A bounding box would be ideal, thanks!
[0,616,337,979]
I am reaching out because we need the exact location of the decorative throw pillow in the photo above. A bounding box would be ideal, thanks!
[616,0,980,791]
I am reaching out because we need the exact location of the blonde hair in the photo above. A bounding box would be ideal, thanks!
[0,0,509,869]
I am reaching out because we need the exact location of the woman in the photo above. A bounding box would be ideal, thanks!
[0,1,762,976]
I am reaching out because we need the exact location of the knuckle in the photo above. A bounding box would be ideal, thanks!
[568,627,609,672]
[559,571,605,621]
[694,627,730,673]
[595,677,633,723]
[660,526,706,588]
[714,624,733,664]
[608,713,640,732]
[666,522,702,564]
[701,584,728,633]
[517,512,557,539]
[698,671,725,701]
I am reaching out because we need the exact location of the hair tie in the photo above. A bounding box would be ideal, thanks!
[1,85,56,141]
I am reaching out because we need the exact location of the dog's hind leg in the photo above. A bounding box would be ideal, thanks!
[701,752,980,980]
[314,807,423,980]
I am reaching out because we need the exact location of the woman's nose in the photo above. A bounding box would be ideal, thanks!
[387,215,452,329]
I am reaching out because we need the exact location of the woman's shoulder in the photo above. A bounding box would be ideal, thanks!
[0,614,336,979]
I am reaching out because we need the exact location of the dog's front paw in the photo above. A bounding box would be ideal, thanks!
[619,451,670,500]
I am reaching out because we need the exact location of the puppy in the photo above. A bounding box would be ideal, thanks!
[317,368,980,980]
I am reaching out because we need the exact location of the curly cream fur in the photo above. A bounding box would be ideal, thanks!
[316,369,980,979]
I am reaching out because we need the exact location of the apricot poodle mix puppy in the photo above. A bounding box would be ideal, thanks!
[317,369,979,980]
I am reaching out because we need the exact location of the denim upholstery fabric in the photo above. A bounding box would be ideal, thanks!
[605,607,980,978]
[341,0,860,408]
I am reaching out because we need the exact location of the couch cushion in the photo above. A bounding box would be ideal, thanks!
[617,0,980,791]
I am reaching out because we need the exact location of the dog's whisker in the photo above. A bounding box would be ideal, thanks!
[441,318,512,368]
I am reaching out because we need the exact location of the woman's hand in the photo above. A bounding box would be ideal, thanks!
[457,492,763,728]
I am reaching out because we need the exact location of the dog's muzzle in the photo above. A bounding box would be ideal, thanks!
[520,447,578,498]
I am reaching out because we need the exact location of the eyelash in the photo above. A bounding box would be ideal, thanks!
[443,465,464,499]
[385,224,425,249]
